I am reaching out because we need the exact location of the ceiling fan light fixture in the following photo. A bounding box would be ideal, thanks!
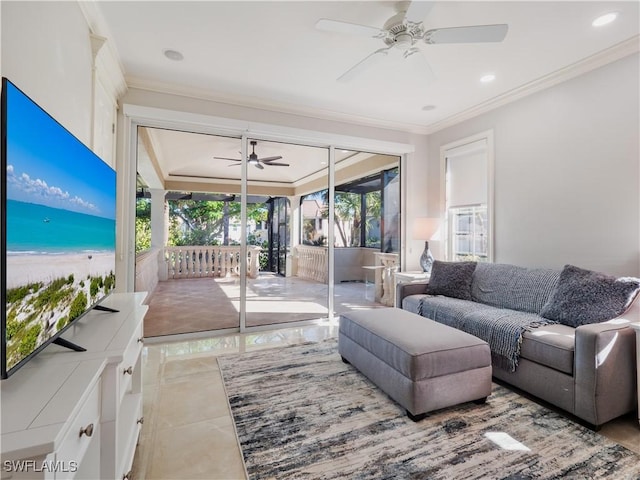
[592,12,618,27]
[394,33,414,48]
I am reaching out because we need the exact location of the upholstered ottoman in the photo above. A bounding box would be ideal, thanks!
[339,308,492,421]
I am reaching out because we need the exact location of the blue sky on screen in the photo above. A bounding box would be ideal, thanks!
[4,80,116,220]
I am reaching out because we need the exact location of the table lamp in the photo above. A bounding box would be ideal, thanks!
[413,218,439,274]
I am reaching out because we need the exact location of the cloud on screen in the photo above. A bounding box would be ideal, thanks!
[7,164,99,214]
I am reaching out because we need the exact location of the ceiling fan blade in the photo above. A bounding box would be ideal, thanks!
[264,162,290,167]
[315,18,384,38]
[404,1,434,22]
[214,156,242,162]
[424,24,508,44]
[406,48,436,83]
[255,162,265,170]
[259,156,283,163]
[338,46,391,82]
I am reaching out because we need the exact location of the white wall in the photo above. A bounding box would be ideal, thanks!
[426,54,640,277]
[9,1,634,282]
[1,1,93,145]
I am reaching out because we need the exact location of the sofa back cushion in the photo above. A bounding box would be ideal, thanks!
[540,264,640,326]
[471,263,560,314]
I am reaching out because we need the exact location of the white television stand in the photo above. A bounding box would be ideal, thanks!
[1,292,147,480]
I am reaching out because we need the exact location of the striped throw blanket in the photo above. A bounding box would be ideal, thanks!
[417,296,556,372]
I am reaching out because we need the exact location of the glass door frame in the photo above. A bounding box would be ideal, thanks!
[122,104,411,335]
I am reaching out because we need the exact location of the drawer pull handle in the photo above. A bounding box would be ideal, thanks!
[123,366,134,375]
[79,423,94,438]
[137,337,144,344]
[137,416,144,425]
[123,470,133,480]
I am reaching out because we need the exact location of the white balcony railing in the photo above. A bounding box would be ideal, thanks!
[164,245,261,279]
[293,245,399,306]
[293,245,328,283]
[135,247,162,295]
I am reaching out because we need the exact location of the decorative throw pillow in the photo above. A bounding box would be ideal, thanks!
[540,264,640,327]
[426,261,477,301]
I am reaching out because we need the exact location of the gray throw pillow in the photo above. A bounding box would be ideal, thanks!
[540,264,640,327]
[426,260,477,301]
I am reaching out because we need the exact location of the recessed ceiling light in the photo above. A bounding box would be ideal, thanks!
[480,74,496,83]
[163,49,184,61]
[592,12,618,27]
[422,105,436,111]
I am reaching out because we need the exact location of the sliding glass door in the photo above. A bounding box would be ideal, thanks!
[244,138,330,328]
[134,123,403,337]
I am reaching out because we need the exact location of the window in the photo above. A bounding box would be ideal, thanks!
[449,205,488,261]
[442,134,493,262]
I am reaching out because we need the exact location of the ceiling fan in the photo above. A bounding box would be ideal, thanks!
[214,140,290,170]
[316,1,508,82]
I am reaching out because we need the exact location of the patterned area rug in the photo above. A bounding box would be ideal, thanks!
[218,339,640,480]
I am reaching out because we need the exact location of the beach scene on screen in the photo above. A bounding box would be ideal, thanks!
[4,80,116,372]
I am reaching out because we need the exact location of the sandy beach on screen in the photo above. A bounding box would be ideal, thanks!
[6,252,116,289]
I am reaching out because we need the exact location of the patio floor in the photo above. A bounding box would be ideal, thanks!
[143,273,385,338]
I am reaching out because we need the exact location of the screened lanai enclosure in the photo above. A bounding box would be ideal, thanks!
[134,128,401,338]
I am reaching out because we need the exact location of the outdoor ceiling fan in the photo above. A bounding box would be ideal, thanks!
[214,140,289,170]
[316,1,508,82]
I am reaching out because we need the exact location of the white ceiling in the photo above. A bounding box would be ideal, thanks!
[97,1,639,132]
[95,1,639,189]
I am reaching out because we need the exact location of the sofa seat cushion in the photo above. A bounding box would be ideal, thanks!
[416,295,499,331]
[415,295,559,371]
[402,294,428,314]
[519,324,575,375]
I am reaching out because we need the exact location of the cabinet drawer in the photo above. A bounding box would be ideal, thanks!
[56,380,101,477]
[118,325,143,399]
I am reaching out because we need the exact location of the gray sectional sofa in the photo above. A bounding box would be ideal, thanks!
[397,262,640,428]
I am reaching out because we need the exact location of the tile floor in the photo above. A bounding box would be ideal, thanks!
[133,324,339,479]
[144,275,384,337]
[133,324,640,480]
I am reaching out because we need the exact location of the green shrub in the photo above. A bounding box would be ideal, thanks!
[56,317,68,330]
[32,278,71,310]
[18,324,42,357]
[6,282,43,304]
[5,319,23,340]
[67,274,74,284]
[104,272,115,292]
[68,292,87,322]
[90,278,100,297]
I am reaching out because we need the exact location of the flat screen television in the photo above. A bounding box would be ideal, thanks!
[1,78,117,379]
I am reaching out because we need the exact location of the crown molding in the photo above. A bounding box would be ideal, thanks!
[424,35,640,135]
[125,76,432,135]
[120,30,639,139]
[78,1,127,99]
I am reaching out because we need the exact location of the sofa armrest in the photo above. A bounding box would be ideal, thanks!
[574,315,637,426]
[396,281,429,308]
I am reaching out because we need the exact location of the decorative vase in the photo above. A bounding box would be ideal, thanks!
[419,241,434,274]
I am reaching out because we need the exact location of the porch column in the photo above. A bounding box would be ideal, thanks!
[150,189,168,281]
[288,195,301,278]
